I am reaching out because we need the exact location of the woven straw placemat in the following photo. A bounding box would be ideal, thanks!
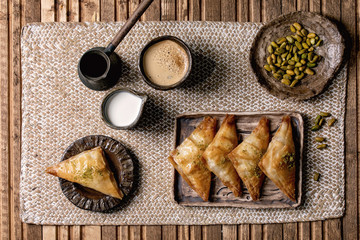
[20,21,346,225]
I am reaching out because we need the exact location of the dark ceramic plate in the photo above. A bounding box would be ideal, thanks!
[249,11,346,100]
[59,135,134,212]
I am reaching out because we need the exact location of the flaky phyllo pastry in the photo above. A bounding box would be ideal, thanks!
[202,115,241,197]
[168,117,217,201]
[228,117,270,200]
[46,146,124,199]
[258,115,296,201]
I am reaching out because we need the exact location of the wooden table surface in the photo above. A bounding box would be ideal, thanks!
[0,0,358,239]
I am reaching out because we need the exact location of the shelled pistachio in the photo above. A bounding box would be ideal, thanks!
[263,22,323,87]
[314,172,320,181]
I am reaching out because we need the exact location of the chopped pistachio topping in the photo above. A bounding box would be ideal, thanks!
[281,152,295,169]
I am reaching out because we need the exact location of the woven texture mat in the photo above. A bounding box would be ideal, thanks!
[20,22,346,225]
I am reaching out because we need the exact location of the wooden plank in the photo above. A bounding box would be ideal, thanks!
[189,226,201,240]
[102,226,117,240]
[322,0,341,19]
[58,226,69,240]
[143,0,160,20]
[324,220,342,240]
[161,0,176,20]
[101,0,115,21]
[57,0,67,21]
[309,0,321,12]
[116,0,128,21]
[341,0,358,239]
[40,1,57,238]
[283,223,297,240]
[202,0,220,21]
[298,0,309,11]
[23,224,42,240]
[263,0,281,22]
[238,224,250,240]
[237,0,248,22]
[68,0,80,22]
[0,0,9,238]
[177,0,188,21]
[189,0,201,21]
[82,226,101,240]
[41,0,55,21]
[296,2,311,240]
[250,225,262,240]
[20,5,41,240]
[202,225,221,240]
[70,226,81,240]
[129,226,141,240]
[162,226,176,240]
[177,226,189,240]
[281,0,296,13]
[249,0,261,22]
[311,221,322,240]
[278,0,298,236]
[143,226,162,240]
[221,0,236,21]
[8,0,23,239]
[263,224,282,240]
[80,0,100,21]
[24,0,41,23]
[43,226,57,240]
[299,222,310,240]
[321,2,344,240]
[99,0,117,237]
[256,2,282,239]
[152,2,173,239]
[66,0,80,238]
[201,1,221,237]
[222,225,237,240]
[118,226,129,240]
[129,0,139,16]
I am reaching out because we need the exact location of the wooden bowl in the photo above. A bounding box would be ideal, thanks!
[59,135,134,212]
[249,11,346,100]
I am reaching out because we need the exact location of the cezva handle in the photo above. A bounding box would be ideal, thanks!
[105,0,154,53]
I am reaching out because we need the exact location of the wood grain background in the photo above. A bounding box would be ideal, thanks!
[0,0,358,239]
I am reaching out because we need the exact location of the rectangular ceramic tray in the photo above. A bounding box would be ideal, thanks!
[172,111,303,208]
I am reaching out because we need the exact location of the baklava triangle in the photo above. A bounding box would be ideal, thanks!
[168,117,217,201]
[202,115,241,197]
[258,115,296,201]
[228,117,269,200]
[46,146,124,199]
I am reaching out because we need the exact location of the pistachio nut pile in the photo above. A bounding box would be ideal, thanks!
[264,22,323,87]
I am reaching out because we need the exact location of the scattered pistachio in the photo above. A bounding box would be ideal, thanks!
[319,118,324,126]
[314,115,322,125]
[320,112,331,117]
[328,118,336,126]
[311,125,320,131]
[314,172,320,181]
[317,144,327,149]
[315,137,325,142]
